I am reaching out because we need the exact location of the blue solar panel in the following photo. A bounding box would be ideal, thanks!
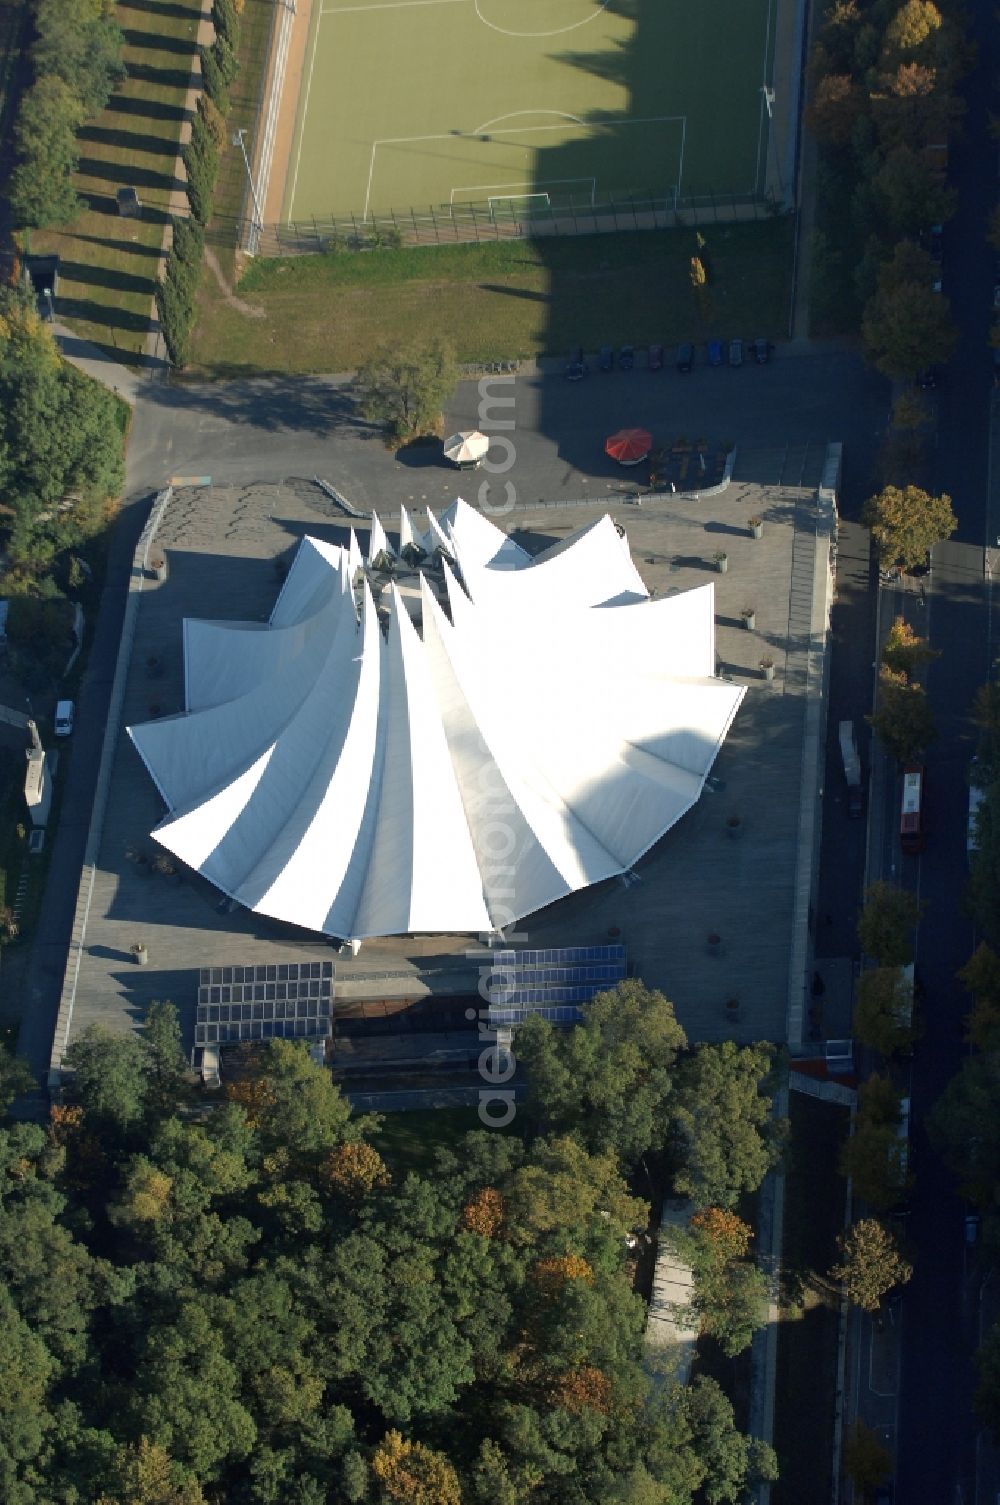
[484,944,627,1028]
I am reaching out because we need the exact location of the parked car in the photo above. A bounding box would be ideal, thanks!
[993,345,1000,386]
[648,343,664,370]
[707,338,724,366]
[752,337,772,364]
[564,347,587,381]
[598,344,614,371]
[676,341,694,372]
[873,1484,894,1505]
[54,699,75,737]
[966,1211,981,1245]
[618,344,635,370]
[728,337,744,367]
[927,223,943,261]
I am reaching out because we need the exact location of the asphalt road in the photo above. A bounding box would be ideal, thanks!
[890,0,998,1492]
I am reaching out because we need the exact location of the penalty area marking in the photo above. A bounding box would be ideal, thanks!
[450,177,597,207]
[473,0,611,39]
[364,114,686,218]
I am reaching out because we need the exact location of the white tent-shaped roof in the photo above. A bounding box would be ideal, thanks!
[128,500,744,940]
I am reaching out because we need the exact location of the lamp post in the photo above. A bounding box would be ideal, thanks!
[232,127,264,253]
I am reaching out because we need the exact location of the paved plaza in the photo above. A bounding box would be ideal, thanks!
[59,454,833,1061]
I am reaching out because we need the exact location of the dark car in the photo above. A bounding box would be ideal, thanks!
[916,366,940,389]
[565,347,587,381]
[873,1483,894,1505]
[993,346,1000,387]
[648,343,664,371]
[676,342,694,372]
[598,344,614,371]
[927,223,943,261]
[707,338,724,367]
[848,784,864,819]
[752,337,772,364]
[728,337,744,367]
[618,344,635,370]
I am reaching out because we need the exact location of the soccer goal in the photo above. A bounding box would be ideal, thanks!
[487,191,552,215]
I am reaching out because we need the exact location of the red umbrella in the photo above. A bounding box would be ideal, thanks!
[605,427,653,465]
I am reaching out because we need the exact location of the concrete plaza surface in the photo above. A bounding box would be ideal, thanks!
[62,464,832,1058]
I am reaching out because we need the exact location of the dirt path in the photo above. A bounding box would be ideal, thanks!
[203,246,267,318]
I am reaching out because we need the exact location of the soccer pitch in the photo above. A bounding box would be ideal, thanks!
[281,0,777,224]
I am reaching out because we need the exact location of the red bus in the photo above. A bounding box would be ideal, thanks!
[900,763,926,854]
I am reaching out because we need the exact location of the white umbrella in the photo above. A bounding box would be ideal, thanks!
[443,430,490,467]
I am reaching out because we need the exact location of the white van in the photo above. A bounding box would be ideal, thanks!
[54,700,74,737]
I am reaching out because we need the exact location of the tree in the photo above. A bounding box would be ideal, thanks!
[972,681,1000,782]
[861,280,957,379]
[961,943,1000,1049]
[881,615,939,676]
[869,668,936,763]
[670,1041,783,1209]
[224,1039,355,1159]
[325,1141,390,1199]
[863,483,956,570]
[64,1025,151,1132]
[516,979,687,1166]
[0,1043,36,1115]
[831,1217,913,1311]
[871,144,955,237]
[8,77,84,229]
[806,73,864,148]
[968,783,1000,947]
[371,1430,462,1505]
[142,1001,188,1112]
[33,0,125,119]
[929,1052,1000,1203]
[854,966,918,1055]
[840,1074,911,1209]
[882,0,943,59]
[96,1439,207,1505]
[353,338,459,443]
[844,1419,892,1492]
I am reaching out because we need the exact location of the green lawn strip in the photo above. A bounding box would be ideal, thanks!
[187,217,793,376]
[204,0,275,284]
[371,1106,509,1179]
[772,1092,850,1505]
[29,0,202,362]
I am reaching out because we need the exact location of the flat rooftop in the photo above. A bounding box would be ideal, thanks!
[61,469,831,1059]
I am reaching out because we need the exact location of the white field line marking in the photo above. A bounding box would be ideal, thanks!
[256,0,296,234]
[364,115,685,217]
[322,0,467,13]
[473,0,610,39]
[449,176,595,205]
[755,0,775,197]
[474,108,585,135]
[287,6,325,216]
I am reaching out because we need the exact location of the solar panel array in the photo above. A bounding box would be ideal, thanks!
[485,944,627,1025]
[195,961,334,1047]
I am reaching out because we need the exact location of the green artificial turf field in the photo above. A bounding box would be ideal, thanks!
[282,0,776,223]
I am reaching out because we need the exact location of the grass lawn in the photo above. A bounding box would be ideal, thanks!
[29,0,202,363]
[773,1092,850,1505]
[186,216,793,376]
[372,1106,514,1179]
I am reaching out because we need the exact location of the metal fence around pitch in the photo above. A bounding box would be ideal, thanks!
[241,187,781,259]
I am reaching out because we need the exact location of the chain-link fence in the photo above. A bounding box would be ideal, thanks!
[238,187,781,258]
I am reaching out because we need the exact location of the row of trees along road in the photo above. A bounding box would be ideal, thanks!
[8,0,125,230]
[928,680,1000,1443]
[0,981,785,1504]
[0,284,125,581]
[867,611,944,764]
[806,0,969,377]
